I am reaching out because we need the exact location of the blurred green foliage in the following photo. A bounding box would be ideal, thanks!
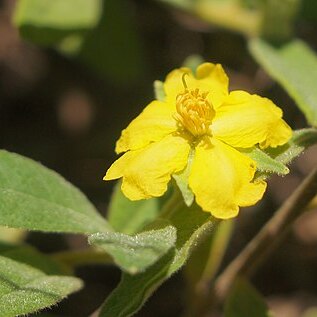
[2,0,317,316]
[14,0,102,45]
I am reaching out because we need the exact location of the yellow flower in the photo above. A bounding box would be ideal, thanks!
[104,63,292,219]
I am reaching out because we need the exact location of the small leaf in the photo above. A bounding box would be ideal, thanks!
[108,182,160,235]
[240,147,289,175]
[98,204,218,317]
[266,128,317,164]
[249,38,317,126]
[14,0,102,45]
[89,226,177,274]
[154,80,166,102]
[173,150,195,207]
[0,255,82,317]
[0,150,110,234]
[224,278,274,317]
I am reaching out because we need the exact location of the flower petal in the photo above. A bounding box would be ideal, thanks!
[115,100,177,154]
[188,137,266,219]
[106,134,191,200]
[212,91,292,148]
[163,63,229,108]
[104,150,141,180]
[196,63,229,108]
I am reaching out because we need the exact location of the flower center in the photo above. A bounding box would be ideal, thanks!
[174,74,215,137]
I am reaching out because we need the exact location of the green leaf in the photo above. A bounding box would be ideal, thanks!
[0,242,69,275]
[0,255,82,317]
[89,226,176,274]
[266,128,317,164]
[224,278,274,317]
[98,204,218,317]
[249,38,317,126]
[0,150,110,234]
[14,0,102,46]
[108,182,160,235]
[240,147,289,175]
[173,150,195,207]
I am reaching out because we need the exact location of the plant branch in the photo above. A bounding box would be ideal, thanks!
[213,167,317,303]
[52,249,113,268]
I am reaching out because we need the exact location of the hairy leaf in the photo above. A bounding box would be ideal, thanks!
[173,150,195,207]
[241,147,289,176]
[89,226,176,274]
[0,256,82,316]
[0,150,110,234]
[98,204,218,317]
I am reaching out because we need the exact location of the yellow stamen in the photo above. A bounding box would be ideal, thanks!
[174,75,215,137]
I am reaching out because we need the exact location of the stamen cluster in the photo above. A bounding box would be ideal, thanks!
[175,88,215,137]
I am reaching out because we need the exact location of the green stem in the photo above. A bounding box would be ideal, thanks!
[52,249,113,268]
[183,219,233,317]
[197,219,234,293]
[160,188,184,219]
[212,167,317,305]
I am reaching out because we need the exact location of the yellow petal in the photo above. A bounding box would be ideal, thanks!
[212,91,292,148]
[259,119,292,149]
[163,63,229,108]
[106,134,191,200]
[188,137,266,219]
[115,100,177,154]
[196,63,229,108]
[104,150,141,180]
[163,67,193,103]
[236,179,267,207]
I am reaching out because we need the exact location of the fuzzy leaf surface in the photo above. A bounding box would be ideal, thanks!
[89,226,176,274]
[0,150,110,234]
[0,256,82,317]
[240,147,289,176]
[98,204,218,317]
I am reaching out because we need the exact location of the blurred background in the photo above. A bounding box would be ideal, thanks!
[1,0,317,316]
